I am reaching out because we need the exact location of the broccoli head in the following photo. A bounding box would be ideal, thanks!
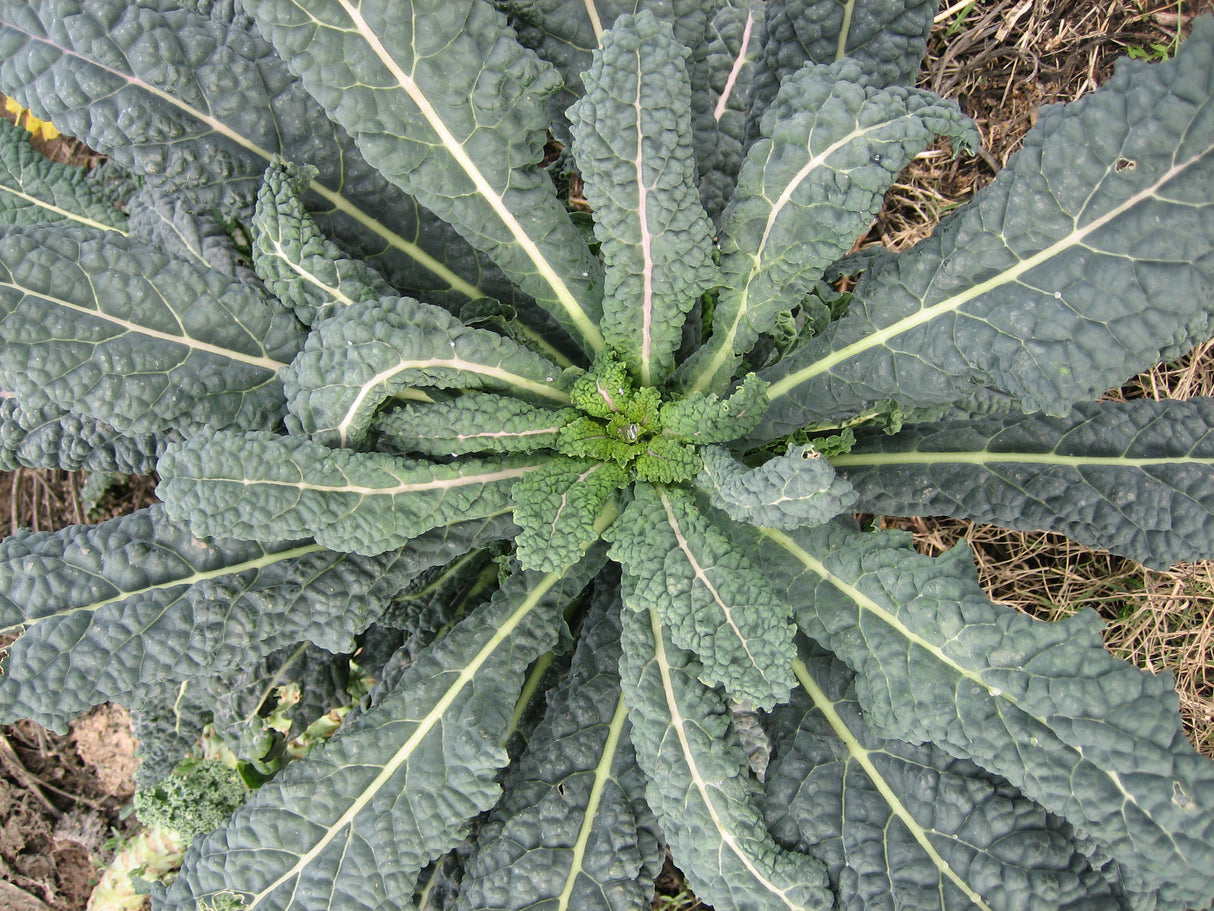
[133,759,247,843]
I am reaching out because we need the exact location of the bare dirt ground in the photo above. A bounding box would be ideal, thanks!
[0,2,1212,909]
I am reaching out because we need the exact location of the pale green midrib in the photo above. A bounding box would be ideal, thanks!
[546,462,607,540]
[336,355,571,444]
[267,238,356,308]
[630,56,657,388]
[583,0,605,44]
[503,649,554,747]
[556,692,630,911]
[1,542,322,635]
[217,462,540,496]
[766,142,1213,403]
[758,527,1187,854]
[394,547,486,605]
[456,424,564,443]
[790,658,996,911]
[413,863,443,910]
[244,568,567,910]
[509,322,576,370]
[646,604,810,910]
[834,0,857,61]
[689,118,893,395]
[11,22,481,300]
[831,450,1214,469]
[0,279,289,371]
[713,10,755,122]
[657,487,763,673]
[761,527,1033,709]
[332,0,605,353]
[0,183,127,234]
[243,503,621,909]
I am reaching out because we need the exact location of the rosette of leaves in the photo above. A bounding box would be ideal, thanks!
[1,1,1214,909]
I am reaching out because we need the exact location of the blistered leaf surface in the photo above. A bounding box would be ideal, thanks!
[0,505,515,730]
[0,397,170,474]
[243,0,605,350]
[608,483,795,708]
[689,0,760,224]
[513,457,626,571]
[285,295,569,448]
[375,394,574,458]
[763,647,1130,911]
[684,58,976,392]
[0,0,497,298]
[569,11,719,386]
[252,160,394,326]
[752,0,937,122]
[0,225,302,433]
[126,184,258,284]
[619,604,832,911]
[757,522,1214,910]
[158,429,538,555]
[455,577,661,911]
[698,444,856,529]
[836,399,1214,568]
[0,118,126,232]
[161,558,599,911]
[756,20,1214,439]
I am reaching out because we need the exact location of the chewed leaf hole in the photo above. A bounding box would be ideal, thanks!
[1115,157,1137,172]
[1174,781,1197,811]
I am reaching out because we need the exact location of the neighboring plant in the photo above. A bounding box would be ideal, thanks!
[134,759,249,844]
[0,2,1213,910]
[91,760,249,910]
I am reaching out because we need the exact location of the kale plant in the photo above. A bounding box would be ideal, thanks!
[1,1,1213,909]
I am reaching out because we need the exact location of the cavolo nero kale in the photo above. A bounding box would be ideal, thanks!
[0,1,1213,909]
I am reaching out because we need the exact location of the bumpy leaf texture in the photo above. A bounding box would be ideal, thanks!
[0,224,302,434]
[0,504,516,730]
[160,554,602,911]
[681,55,976,393]
[0,397,170,474]
[619,603,832,911]
[0,118,126,232]
[752,0,938,124]
[242,0,606,352]
[756,523,1214,910]
[697,443,857,529]
[0,0,506,302]
[763,646,1131,911]
[496,0,712,139]
[125,184,259,284]
[609,483,795,709]
[455,575,662,911]
[513,456,627,571]
[834,398,1214,568]
[689,0,760,224]
[252,160,395,326]
[374,394,575,458]
[158,429,538,555]
[284,294,570,448]
[569,11,718,386]
[755,17,1214,440]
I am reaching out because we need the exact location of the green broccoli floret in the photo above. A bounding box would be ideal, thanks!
[133,758,248,843]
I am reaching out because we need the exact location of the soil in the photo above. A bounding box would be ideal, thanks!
[0,711,139,911]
